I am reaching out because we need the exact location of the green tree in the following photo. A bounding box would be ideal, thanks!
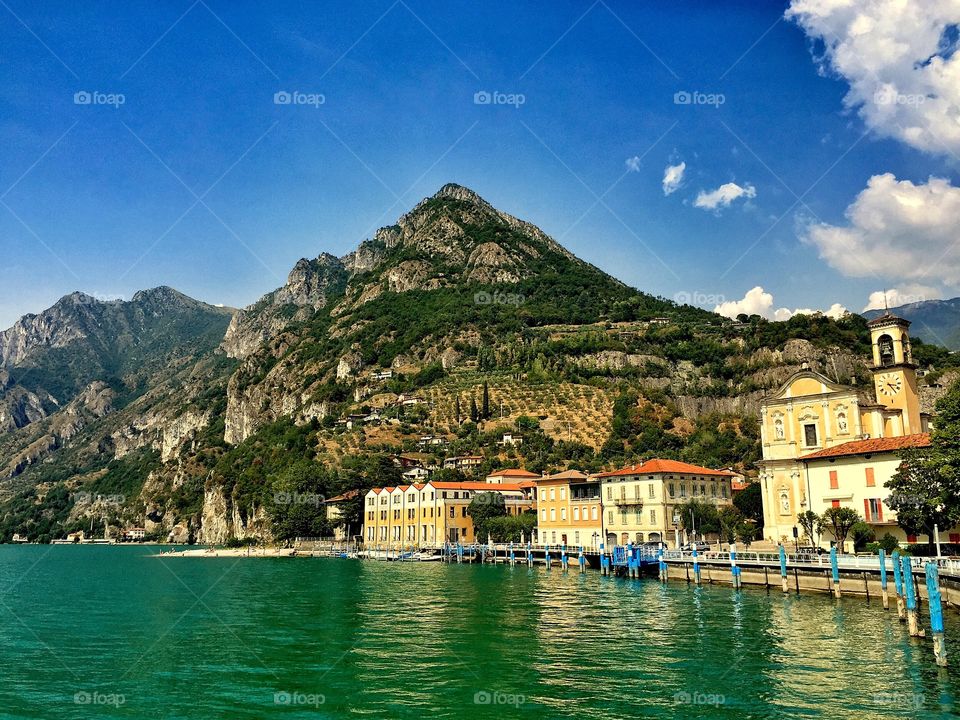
[268,462,331,542]
[733,482,763,524]
[850,521,875,552]
[888,379,960,553]
[482,381,490,420]
[676,499,720,538]
[466,492,506,540]
[470,396,479,423]
[797,510,821,547]
[455,395,462,425]
[820,507,860,552]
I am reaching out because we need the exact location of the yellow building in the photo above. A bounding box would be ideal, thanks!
[595,459,735,548]
[362,481,534,547]
[533,470,603,549]
[757,314,930,544]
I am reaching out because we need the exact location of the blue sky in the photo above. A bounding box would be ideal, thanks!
[1,0,958,329]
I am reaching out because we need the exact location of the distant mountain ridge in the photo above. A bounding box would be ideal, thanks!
[862,297,960,350]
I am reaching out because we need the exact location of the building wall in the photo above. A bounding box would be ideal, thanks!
[534,480,602,548]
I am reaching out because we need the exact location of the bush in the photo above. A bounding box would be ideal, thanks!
[865,533,899,554]
[851,522,876,552]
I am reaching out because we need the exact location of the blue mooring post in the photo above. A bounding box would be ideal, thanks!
[892,550,906,622]
[729,542,741,589]
[879,549,889,610]
[693,543,701,585]
[509,541,515,566]
[902,555,920,636]
[926,563,948,667]
[545,544,551,570]
[626,542,634,578]
[527,542,532,567]
[457,542,463,564]
[600,542,609,576]
[578,546,585,574]
[778,544,788,594]
[561,544,568,571]
[830,546,840,598]
[658,542,667,583]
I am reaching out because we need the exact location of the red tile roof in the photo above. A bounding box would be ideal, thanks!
[487,468,540,478]
[799,433,930,461]
[324,489,360,503]
[536,470,590,482]
[595,459,737,478]
[429,481,525,492]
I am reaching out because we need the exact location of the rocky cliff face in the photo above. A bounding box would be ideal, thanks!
[223,254,348,359]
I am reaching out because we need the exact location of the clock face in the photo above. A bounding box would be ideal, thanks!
[878,372,903,397]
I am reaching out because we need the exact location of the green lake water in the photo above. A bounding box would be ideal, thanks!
[0,545,957,719]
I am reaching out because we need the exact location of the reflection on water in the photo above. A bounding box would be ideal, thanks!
[0,546,956,719]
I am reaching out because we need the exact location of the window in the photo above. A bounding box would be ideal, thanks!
[608,510,614,525]
[829,470,838,490]
[540,490,546,500]
[461,507,467,517]
[449,507,455,518]
[668,483,675,498]
[540,509,546,521]
[804,424,818,447]
[607,487,612,500]
[561,508,567,521]
[634,485,640,499]
[831,500,840,509]
[865,468,875,487]
[679,483,687,498]
[574,531,580,544]
[649,509,656,524]
[573,508,580,521]
[550,509,556,521]
[592,507,598,520]
[551,531,556,543]
[722,485,728,499]
[560,487,566,500]
[711,483,717,497]
[648,484,655,499]
[865,498,883,522]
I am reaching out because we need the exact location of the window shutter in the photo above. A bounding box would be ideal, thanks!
[863,498,870,521]
[829,470,838,490]
[865,468,875,487]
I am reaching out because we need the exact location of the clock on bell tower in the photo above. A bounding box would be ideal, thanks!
[867,313,921,434]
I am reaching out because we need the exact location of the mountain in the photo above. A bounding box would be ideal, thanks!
[863,298,960,351]
[4,183,957,544]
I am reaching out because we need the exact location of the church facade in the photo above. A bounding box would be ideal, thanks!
[757,314,930,545]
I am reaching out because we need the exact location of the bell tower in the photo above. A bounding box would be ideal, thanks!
[868,313,921,435]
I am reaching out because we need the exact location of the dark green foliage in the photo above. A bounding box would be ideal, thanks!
[733,482,763,525]
[466,492,507,539]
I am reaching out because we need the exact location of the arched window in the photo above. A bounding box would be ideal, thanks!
[877,334,894,366]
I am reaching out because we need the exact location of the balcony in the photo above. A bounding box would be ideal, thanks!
[612,497,644,508]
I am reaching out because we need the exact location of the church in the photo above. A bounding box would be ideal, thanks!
[757,313,937,548]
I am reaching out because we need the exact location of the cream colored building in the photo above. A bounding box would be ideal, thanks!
[798,434,944,550]
[533,471,603,549]
[595,459,735,548]
[758,314,930,544]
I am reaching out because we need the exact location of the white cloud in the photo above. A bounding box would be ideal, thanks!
[863,285,941,311]
[713,286,847,321]
[625,156,641,172]
[803,173,960,287]
[787,0,960,156]
[662,161,686,195]
[694,181,756,210]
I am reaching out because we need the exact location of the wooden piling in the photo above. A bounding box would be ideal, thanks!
[925,563,948,667]
[892,550,905,622]
[779,545,789,594]
[830,547,841,598]
[878,549,889,610]
[902,555,920,637]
